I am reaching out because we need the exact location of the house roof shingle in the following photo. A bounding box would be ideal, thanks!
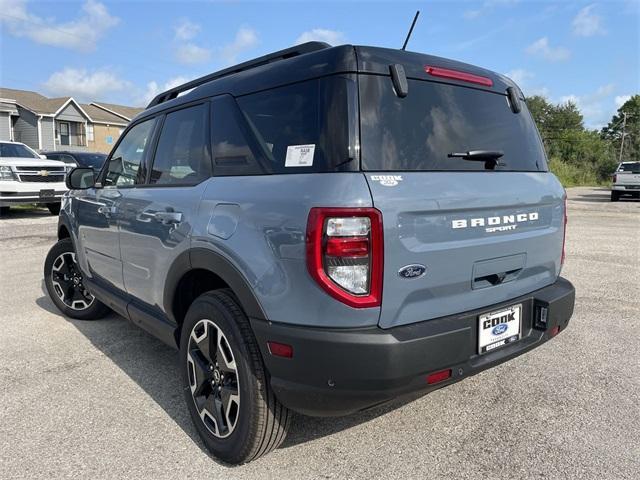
[90,102,144,121]
[80,104,129,125]
[0,87,71,115]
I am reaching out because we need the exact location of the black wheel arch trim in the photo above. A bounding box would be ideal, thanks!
[164,247,267,325]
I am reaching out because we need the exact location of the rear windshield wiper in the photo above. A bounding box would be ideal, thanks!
[447,150,504,161]
[448,150,504,170]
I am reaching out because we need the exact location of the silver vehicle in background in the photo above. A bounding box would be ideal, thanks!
[611,161,640,201]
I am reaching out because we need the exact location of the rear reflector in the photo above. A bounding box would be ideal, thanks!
[267,341,293,358]
[424,65,493,87]
[426,369,452,385]
[549,326,560,338]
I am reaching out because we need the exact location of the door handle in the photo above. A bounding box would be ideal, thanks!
[97,205,116,216]
[153,211,183,225]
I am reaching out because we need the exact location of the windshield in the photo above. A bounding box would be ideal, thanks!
[74,153,107,169]
[618,162,640,173]
[0,143,39,159]
[359,76,547,172]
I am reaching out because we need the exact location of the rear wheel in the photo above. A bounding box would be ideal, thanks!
[180,290,290,464]
[44,238,110,320]
[47,203,61,215]
[0,206,9,216]
[610,191,620,202]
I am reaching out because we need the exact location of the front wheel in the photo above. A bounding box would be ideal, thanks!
[180,290,290,464]
[47,203,61,215]
[44,238,111,320]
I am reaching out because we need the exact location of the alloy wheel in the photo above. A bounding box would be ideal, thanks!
[51,252,95,310]
[187,319,240,439]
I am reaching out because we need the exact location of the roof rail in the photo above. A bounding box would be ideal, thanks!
[147,41,331,108]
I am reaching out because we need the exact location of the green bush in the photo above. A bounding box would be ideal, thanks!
[548,157,602,187]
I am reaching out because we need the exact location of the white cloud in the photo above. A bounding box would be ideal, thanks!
[295,28,345,46]
[176,43,211,65]
[137,76,191,107]
[0,0,118,52]
[43,68,129,100]
[463,0,519,20]
[504,69,533,86]
[615,95,631,108]
[219,27,259,64]
[572,5,606,37]
[525,37,571,62]
[174,18,200,41]
[559,83,617,129]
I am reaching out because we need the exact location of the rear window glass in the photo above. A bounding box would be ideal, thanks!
[359,76,547,172]
[618,162,640,173]
[234,76,357,174]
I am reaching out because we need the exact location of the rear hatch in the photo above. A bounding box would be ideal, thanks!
[358,67,565,329]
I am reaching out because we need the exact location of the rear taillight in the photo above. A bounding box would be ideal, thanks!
[561,193,568,266]
[613,174,617,183]
[306,208,383,308]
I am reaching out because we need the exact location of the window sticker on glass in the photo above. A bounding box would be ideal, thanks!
[285,144,315,167]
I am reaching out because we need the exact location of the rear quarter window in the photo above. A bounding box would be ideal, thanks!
[359,76,547,172]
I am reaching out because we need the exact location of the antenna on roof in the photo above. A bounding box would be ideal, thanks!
[401,10,420,51]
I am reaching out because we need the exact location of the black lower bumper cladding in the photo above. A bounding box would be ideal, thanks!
[251,277,575,417]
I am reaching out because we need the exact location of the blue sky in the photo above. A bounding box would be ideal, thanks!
[1,0,638,128]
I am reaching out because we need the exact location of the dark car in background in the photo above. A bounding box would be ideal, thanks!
[43,151,107,171]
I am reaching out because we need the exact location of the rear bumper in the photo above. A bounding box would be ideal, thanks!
[612,185,640,191]
[251,277,575,417]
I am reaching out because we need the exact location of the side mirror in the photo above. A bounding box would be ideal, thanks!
[66,167,95,190]
[39,154,47,160]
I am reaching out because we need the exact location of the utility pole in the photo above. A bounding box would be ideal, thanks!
[618,112,627,163]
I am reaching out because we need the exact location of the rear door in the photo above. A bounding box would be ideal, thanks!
[359,75,566,329]
[118,102,210,310]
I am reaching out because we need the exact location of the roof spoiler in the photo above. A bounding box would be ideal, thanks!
[146,41,331,109]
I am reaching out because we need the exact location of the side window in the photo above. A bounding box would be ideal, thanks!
[149,104,210,185]
[211,95,266,176]
[103,119,155,187]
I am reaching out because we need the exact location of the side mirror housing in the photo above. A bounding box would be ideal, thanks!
[39,154,47,160]
[66,167,95,190]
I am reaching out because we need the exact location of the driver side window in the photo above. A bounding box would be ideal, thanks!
[103,119,155,187]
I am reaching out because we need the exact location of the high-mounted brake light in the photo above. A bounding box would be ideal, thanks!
[306,208,383,308]
[424,65,493,87]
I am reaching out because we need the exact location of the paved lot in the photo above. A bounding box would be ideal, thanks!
[1,187,638,479]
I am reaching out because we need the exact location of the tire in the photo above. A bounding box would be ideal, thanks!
[611,191,619,202]
[180,290,290,464]
[44,238,111,320]
[0,206,9,216]
[47,203,61,215]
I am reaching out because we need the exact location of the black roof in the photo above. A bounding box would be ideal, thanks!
[135,43,519,122]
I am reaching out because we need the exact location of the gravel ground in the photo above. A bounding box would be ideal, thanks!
[0,187,638,479]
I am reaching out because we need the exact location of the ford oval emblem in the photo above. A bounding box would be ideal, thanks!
[492,324,508,335]
[398,264,426,279]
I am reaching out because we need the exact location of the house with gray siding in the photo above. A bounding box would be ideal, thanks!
[0,87,143,153]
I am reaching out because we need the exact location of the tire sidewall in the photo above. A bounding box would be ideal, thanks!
[179,292,259,463]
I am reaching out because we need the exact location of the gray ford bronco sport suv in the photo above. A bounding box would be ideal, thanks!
[44,42,575,464]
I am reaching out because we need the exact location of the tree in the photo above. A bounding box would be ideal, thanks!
[601,95,640,163]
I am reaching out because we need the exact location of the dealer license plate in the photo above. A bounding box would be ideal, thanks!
[478,304,522,354]
[39,189,55,199]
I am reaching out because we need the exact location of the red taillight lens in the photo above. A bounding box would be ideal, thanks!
[424,65,493,87]
[267,341,293,358]
[613,174,617,183]
[561,193,568,266]
[306,207,383,308]
[426,369,452,385]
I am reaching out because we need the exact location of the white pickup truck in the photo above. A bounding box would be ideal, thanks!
[611,162,640,201]
[0,141,69,215]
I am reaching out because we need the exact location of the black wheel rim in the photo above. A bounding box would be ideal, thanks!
[51,252,95,311]
[187,319,240,438]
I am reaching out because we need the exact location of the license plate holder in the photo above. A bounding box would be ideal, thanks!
[39,189,55,199]
[478,304,522,354]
